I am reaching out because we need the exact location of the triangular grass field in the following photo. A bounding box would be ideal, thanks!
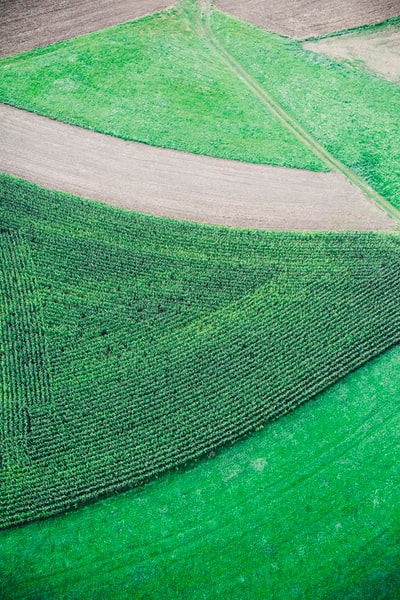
[0,6,324,171]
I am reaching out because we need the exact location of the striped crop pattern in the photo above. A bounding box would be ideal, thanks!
[0,174,399,527]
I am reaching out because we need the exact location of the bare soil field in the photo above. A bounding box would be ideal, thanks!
[0,0,172,57]
[304,26,400,82]
[215,0,400,39]
[0,103,396,231]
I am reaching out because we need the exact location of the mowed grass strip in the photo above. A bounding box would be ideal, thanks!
[0,6,325,170]
[1,344,399,599]
[1,173,399,527]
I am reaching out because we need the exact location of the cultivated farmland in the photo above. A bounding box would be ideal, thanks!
[304,17,400,83]
[215,0,400,38]
[0,7,325,171]
[1,174,399,527]
[0,0,399,597]
[209,10,400,212]
[0,0,173,58]
[0,4,399,214]
[1,344,399,598]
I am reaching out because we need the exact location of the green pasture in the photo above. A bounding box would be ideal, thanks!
[0,7,324,170]
[1,342,399,599]
[1,173,399,527]
[0,3,400,210]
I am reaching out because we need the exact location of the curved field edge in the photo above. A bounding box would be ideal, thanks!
[1,343,399,599]
[300,15,400,42]
[0,0,174,59]
[1,4,399,213]
[1,104,397,232]
[1,173,399,528]
[214,0,400,39]
[0,7,327,171]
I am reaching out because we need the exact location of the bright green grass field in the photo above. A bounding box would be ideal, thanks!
[1,173,400,529]
[1,3,400,209]
[0,6,324,170]
[1,343,399,600]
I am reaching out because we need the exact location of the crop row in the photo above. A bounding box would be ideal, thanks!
[0,175,399,528]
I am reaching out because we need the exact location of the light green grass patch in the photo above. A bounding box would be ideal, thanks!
[0,7,325,170]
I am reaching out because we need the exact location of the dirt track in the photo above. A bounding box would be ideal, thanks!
[215,0,400,39]
[1,103,396,231]
[0,0,172,57]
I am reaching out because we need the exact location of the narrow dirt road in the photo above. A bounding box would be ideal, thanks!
[1,104,396,231]
[0,0,173,58]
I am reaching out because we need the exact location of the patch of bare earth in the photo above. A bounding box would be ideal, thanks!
[0,0,173,58]
[0,104,396,231]
[304,26,400,82]
[215,0,400,39]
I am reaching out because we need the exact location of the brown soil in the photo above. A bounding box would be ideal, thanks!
[304,26,400,82]
[0,0,172,58]
[215,0,400,39]
[1,103,396,231]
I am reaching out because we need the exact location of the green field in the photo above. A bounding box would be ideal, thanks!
[1,2,400,210]
[1,342,399,599]
[209,10,400,210]
[1,1,400,596]
[0,6,324,170]
[1,173,399,528]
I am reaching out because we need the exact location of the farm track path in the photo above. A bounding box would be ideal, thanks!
[0,102,397,231]
[199,2,400,223]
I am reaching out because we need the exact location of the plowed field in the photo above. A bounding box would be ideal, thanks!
[1,104,395,231]
[0,0,172,57]
[215,0,400,38]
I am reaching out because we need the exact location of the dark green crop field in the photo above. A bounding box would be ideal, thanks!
[1,173,399,528]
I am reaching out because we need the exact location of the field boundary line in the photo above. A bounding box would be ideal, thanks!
[195,1,400,224]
